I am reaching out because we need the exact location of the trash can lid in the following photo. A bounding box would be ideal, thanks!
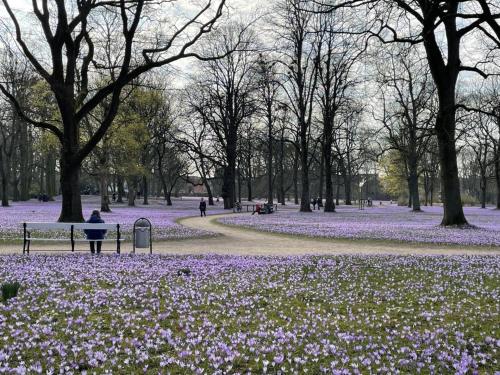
[134,218,151,228]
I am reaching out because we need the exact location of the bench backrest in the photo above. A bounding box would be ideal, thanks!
[23,222,119,231]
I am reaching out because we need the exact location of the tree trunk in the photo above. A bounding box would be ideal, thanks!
[19,125,30,201]
[237,167,242,204]
[323,142,335,212]
[344,172,352,205]
[299,142,311,212]
[278,132,286,205]
[221,129,237,209]
[335,175,340,206]
[407,151,421,211]
[165,191,172,206]
[293,148,299,205]
[221,165,235,209]
[480,173,487,209]
[435,95,467,225]
[0,176,8,207]
[117,176,125,203]
[278,166,285,205]
[423,172,430,206]
[408,170,421,211]
[11,177,20,202]
[100,173,111,212]
[267,117,273,205]
[127,183,136,207]
[0,149,9,207]
[59,163,84,222]
[495,157,500,209]
[142,175,149,205]
[202,177,214,206]
[407,179,412,208]
[430,175,434,206]
[39,165,44,195]
[318,153,324,202]
[247,157,252,202]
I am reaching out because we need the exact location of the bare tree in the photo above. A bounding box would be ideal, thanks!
[277,0,319,212]
[315,9,364,212]
[186,24,257,209]
[375,48,435,211]
[177,116,218,206]
[0,51,34,206]
[255,54,283,205]
[0,0,230,221]
[315,0,500,223]
[365,0,500,224]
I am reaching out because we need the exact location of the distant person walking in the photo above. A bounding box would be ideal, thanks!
[317,197,322,209]
[84,210,107,255]
[199,198,207,217]
[311,198,317,210]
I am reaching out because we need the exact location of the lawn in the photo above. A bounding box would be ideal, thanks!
[0,197,225,241]
[220,205,500,247]
[0,254,498,373]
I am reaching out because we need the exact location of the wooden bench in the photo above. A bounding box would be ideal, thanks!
[22,222,123,254]
[234,203,278,214]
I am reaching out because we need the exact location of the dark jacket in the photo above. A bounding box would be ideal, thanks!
[199,201,207,211]
[84,214,107,240]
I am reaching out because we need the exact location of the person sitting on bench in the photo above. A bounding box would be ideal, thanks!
[84,210,107,255]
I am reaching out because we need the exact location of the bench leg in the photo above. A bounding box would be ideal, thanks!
[116,224,121,254]
[71,225,75,252]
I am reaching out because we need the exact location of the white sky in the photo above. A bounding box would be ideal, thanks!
[0,1,492,95]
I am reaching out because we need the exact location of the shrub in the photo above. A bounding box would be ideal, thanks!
[461,193,478,207]
[397,196,409,206]
[1,281,20,302]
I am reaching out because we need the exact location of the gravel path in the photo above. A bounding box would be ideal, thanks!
[2,213,498,255]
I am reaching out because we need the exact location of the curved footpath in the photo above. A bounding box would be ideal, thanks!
[1,213,500,255]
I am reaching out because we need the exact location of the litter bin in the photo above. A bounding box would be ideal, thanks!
[133,218,152,254]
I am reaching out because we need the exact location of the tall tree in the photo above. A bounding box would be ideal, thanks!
[376,48,435,211]
[255,54,282,205]
[0,0,229,221]
[364,0,500,224]
[277,0,319,212]
[187,24,257,209]
[315,9,363,212]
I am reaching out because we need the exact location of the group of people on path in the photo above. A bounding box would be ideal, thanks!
[311,197,323,210]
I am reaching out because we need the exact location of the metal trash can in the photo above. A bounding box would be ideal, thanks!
[133,218,152,254]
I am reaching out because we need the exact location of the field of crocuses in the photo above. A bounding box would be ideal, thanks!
[220,205,500,247]
[0,197,225,241]
[0,254,498,373]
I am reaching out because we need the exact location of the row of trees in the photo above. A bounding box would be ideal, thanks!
[0,0,500,225]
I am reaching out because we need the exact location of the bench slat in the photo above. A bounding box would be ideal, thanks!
[73,239,125,242]
[19,238,70,241]
[23,223,119,230]
[20,238,125,242]
[73,223,118,230]
[24,223,73,230]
